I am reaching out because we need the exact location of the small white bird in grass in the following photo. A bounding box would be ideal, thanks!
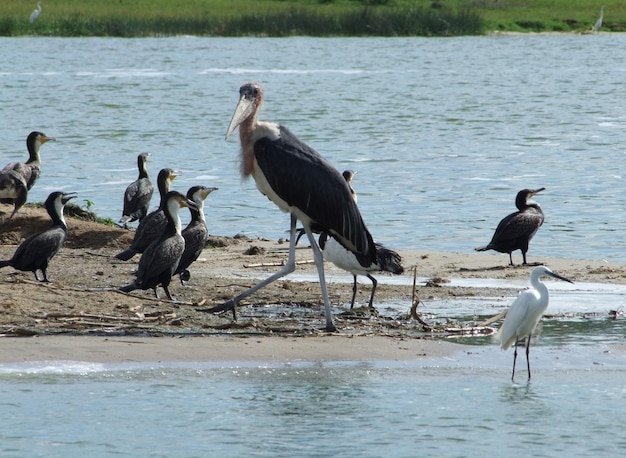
[592,6,605,33]
[30,2,42,23]
[497,266,573,382]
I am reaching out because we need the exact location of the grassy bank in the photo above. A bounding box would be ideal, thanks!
[1,0,624,37]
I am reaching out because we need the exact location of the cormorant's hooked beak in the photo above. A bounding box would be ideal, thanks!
[202,186,219,199]
[169,170,181,180]
[180,196,198,210]
[547,270,574,284]
[61,192,77,205]
[42,135,56,144]
[225,93,255,140]
[529,187,546,197]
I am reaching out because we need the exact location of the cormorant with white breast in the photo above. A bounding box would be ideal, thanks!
[115,168,178,261]
[317,170,404,309]
[0,191,76,282]
[119,190,197,300]
[0,169,29,218]
[206,83,377,332]
[3,131,56,191]
[119,152,154,226]
[175,185,218,284]
[475,188,546,266]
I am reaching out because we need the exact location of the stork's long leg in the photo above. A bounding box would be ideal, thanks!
[304,223,337,332]
[205,214,298,317]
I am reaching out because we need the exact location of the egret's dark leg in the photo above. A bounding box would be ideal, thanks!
[367,274,378,309]
[526,336,532,380]
[304,223,337,332]
[206,214,299,319]
[512,339,519,382]
[350,275,358,309]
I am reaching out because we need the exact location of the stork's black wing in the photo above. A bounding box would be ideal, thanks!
[254,126,376,267]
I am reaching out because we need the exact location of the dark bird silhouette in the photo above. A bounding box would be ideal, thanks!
[475,188,546,266]
[3,131,56,190]
[175,185,218,284]
[119,152,154,226]
[0,191,76,282]
[206,83,376,331]
[119,191,197,301]
[115,168,178,261]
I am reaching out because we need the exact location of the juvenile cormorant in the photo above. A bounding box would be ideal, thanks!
[0,169,29,218]
[119,190,197,300]
[115,168,178,261]
[3,131,56,191]
[475,188,546,266]
[119,152,154,226]
[175,185,218,283]
[0,191,76,281]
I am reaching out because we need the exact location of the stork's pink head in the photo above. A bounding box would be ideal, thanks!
[225,83,263,139]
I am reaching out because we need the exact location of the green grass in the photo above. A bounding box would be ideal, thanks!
[1,0,624,36]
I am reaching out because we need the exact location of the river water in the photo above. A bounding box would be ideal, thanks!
[1,35,626,456]
[2,34,626,261]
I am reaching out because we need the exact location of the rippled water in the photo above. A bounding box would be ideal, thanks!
[2,35,626,261]
[1,354,626,457]
[2,35,626,456]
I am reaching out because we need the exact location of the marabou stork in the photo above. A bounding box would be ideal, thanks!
[208,83,377,331]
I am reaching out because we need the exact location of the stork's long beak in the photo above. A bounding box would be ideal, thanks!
[225,94,255,139]
[547,270,574,284]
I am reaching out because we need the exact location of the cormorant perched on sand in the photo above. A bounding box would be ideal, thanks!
[0,191,76,282]
[175,185,218,283]
[3,131,56,190]
[475,188,546,266]
[0,169,29,218]
[319,232,404,309]
[119,152,154,226]
[319,170,403,309]
[119,190,197,300]
[115,168,178,261]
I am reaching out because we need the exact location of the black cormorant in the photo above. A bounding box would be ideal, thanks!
[0,191,76,281]
[115,168,178,261]
[175,185,218,283]
[119,152,154,226]
[475,188,546,266]
[119,190,197,300]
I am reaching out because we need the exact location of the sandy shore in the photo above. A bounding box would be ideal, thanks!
[0,334,458,364]
[1,205,625,363]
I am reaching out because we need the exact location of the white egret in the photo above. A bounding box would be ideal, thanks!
[30,2,42,23]
[592,6,604,33]
[498,266,573,381]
